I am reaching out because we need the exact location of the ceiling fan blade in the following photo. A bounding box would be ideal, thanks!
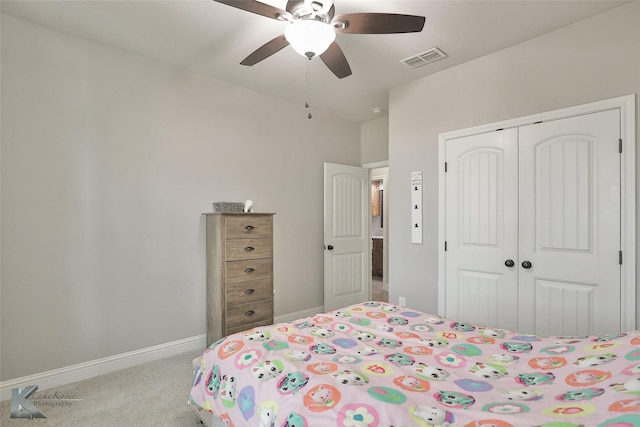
[333,13,425,34]
[240,35,290,66]
[213,0,288,20]
[320,42,352,79]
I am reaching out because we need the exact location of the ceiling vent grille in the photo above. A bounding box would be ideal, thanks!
[401,47,447,69]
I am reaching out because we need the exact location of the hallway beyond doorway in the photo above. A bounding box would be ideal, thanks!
[372,277,388,302]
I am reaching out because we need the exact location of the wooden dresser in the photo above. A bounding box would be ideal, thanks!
[203,212,274,345]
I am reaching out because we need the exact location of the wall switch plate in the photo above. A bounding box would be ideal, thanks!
[399,297,406,307]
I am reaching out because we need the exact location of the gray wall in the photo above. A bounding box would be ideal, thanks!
[0,14,360,380]
[388,3,640,318]
[361,117,389,165]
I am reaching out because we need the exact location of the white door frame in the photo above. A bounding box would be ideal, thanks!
[438,94,636,331]
[366,162,389,294]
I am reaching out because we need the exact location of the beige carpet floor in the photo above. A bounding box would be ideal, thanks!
[372,276,388,302]
[0,349,204,426]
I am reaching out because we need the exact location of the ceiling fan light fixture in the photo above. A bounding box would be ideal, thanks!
[285,20,336,58]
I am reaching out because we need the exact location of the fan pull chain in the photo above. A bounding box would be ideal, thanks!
[306,57,312,119]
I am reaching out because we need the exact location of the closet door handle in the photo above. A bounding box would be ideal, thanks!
[521,260,532,269]
[244,246,255,252]
[244,267,255,273]
[505,259,515,267]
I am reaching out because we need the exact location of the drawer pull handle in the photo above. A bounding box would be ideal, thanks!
[245,310,255,317]
[244,246,255,252]
[244,225,255,232]
[244,289,255,295]
[244,268,255,273]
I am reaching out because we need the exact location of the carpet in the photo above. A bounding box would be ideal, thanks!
[0,349,204,426]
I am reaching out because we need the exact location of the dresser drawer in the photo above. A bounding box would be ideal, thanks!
[226,300,273,329]
[225,238,272,261]
[225,215,272,239]
[226,318,274,335]
[227,278,272,304]
[225,258,272,283]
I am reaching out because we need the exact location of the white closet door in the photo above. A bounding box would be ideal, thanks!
[518,109,621,336]
[445,129,519,330]
[444,109,622,336]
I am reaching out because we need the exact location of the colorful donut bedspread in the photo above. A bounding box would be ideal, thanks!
[188,302,640,426]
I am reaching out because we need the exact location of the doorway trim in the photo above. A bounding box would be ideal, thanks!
[364,161,389,298]
[438,94,636,331]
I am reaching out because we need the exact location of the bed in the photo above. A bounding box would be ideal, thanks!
[188,301,640,426]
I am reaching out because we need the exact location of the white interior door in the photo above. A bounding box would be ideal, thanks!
[324,162,370,311]
[444,109,622,336]
[518,109,621,336]
[445,129,520,330]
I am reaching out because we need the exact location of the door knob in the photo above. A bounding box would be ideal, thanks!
[521,260,532,269]
[327,245,334,251]
[505,259,515,267]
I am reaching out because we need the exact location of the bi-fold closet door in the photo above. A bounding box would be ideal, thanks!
[444,109,621,336]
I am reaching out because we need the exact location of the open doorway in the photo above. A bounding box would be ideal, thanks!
[370,166,388,302]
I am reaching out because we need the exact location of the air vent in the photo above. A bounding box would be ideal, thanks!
[401,47,447,69]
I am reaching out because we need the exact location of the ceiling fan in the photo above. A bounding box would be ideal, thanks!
[213,0,426,79]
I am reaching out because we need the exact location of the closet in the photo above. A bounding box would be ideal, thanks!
[441,107,627,337]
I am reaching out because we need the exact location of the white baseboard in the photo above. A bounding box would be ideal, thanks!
[1,306,324,402]
[0,334,206,401]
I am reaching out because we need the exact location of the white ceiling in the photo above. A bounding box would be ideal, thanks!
[1,0,629,123]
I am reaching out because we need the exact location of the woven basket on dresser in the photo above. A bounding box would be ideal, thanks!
[212,202,245,213]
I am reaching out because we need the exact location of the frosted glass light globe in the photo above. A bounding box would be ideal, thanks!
[285,20,336,58]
